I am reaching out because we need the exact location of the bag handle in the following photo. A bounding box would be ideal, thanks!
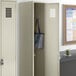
[35,18,41,34]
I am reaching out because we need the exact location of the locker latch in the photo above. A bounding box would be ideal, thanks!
[0,59,4,65]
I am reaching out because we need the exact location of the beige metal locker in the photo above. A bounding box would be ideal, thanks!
[19,2,59,76]
[0,1,16,76]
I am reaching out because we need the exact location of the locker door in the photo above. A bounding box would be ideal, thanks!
[19,2,34,76]
[44,3,59,76]
[0,3,2,76]
[2,2,16,76]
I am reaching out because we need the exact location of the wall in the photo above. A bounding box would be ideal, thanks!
[59,0,76,51]
[60,0,76,4]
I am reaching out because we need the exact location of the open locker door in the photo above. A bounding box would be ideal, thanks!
[19,2,34,76]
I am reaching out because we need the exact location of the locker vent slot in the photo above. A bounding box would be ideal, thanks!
[6,8,12,18]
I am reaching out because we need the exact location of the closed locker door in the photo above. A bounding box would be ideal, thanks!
[2,2,16,76]
[0,3,2,76]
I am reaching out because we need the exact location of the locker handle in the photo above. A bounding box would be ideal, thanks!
[0,59,4,65]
